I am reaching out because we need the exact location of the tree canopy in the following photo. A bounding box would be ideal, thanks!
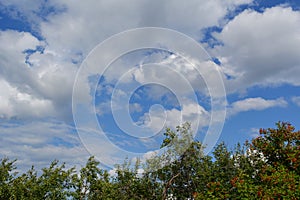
[1,121,299,199]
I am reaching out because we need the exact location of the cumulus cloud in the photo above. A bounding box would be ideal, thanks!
[0,79,55,119]
[228,97,287,117]
[0,30,77,121]
[0,0,254,122]
[213,6,300,93]
[139,101,210,133]
[2,0,254,57]
[0,31,53,119]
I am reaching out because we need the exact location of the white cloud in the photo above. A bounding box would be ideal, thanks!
[128,54,225,98]
[0,79,55,119]
[213,6,300,93]
[0,31,55,119]
[0,30,78,121]
[228,97,287,117]
[41,0,251,53]
[292,96,300,107]
[2,0,254,59]
[0,120,90,172]
[129,103,143,113]
[0,0,254,121]
[248,127,260,138]
[139,101,210,133]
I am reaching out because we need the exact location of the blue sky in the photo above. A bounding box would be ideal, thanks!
[0,0,300,171]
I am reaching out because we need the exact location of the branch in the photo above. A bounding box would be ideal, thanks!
[162,172,180,200]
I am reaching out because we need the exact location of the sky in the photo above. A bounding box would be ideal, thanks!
[0,0,300,171]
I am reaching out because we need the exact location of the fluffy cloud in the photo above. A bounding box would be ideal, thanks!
[0,31,52,119]
[228,97,287,117]
[0,30,77,120]
[2,0,253,57]
[0,79,55,118]
[139,101,210,133]
[213,6,300,93]
[0,0,255,121]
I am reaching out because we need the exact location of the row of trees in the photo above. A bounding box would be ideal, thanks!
[1,122,299,199]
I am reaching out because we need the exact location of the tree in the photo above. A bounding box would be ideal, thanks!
[145,122,213,199]
[0,158,16,199]
[197,122,300,199]
[251,121,300,172]
[244,121,300,198]
[71,156,113,199]
[0,121,299,199]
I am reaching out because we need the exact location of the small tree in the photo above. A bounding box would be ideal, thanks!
[145,122,212,199]
[71,156,113,199]
[232,122,300,199]
[0,158,17,199]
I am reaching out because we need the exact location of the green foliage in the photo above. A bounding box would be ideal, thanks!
[0,121,299,199]
[235,122,300,199]
[199,121,300,199]
[71,156,115,200]
[0,158,17,199]
[252,122,300,172]
[145,122,207,199]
